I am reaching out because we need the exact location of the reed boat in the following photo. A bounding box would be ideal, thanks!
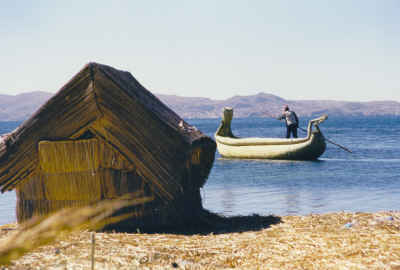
[215,107,328,160]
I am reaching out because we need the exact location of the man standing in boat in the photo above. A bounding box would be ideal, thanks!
[278,105,299,138]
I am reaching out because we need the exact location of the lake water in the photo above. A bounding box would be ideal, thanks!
[1,116,399,224]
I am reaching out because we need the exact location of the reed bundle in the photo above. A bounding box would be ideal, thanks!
[39,139,133,173]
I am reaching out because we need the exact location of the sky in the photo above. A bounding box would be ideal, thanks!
[1,1,399,101]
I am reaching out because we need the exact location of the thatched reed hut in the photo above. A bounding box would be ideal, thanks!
[0,63,216,230]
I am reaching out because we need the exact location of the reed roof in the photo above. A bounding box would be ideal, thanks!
[0,63,215,200]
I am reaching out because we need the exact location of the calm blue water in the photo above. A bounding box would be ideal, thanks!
[0,117,399,224]
[0,122,19,225]
[197,116,400,216]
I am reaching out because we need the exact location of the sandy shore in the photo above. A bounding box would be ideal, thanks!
[1,211,399,270]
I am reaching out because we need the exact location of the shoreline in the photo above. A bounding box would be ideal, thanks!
[1,211,399,269]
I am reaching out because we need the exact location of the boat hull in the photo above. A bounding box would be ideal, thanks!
[215,131,326,160]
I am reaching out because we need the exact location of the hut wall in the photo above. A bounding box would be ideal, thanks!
[15,136,210,229]
[112,146,213,232]
[16,138,145,222]
[16,169,148,222]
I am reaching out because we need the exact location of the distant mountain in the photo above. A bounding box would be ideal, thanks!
[0,91,399,121]
[158,92,400,118]
[0,91,53,121]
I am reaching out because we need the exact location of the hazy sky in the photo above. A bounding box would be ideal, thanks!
[1,1,399,101]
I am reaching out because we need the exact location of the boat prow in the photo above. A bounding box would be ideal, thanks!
[214,107,327,160]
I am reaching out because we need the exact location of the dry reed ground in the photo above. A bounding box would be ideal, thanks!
[1,211,399,270]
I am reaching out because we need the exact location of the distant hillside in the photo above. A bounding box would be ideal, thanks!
[0,91,399,121]
[158,93,400,118]
[0,91,53,121]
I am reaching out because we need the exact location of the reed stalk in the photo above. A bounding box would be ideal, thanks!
[0,193,152,265]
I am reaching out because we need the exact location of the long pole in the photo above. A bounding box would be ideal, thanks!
[91,232,95,270]
[298,127,352,153]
